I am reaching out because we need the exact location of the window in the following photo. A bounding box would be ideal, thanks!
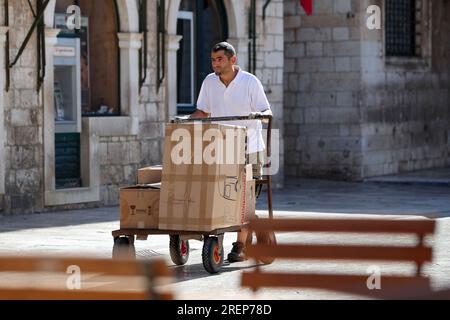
[55,0,120,117]
[385,0,422,57]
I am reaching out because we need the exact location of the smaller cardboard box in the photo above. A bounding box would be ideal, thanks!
[120,184,160,229]
[138,166,163,185]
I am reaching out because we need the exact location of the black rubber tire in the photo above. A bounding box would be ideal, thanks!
[169,235,190,266]
[112,237,136,259]
[256,231,276,265]
[202,237,224,274]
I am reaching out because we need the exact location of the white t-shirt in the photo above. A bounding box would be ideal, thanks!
[197,67,271,154]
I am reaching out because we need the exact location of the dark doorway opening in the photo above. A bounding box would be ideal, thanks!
[177,0,229,114]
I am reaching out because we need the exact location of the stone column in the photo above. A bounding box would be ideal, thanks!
[43,28,60,194]
[166,34,182,119]
[117,32,142,117]
[0,26,8,195]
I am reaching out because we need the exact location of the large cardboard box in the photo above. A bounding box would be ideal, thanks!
[159,123,248,232]
[120,185,160,229]
[138,166,162,185]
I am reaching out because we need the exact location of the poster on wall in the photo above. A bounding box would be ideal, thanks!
[54,81,65,121]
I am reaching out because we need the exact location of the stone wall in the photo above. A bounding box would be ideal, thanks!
[0,0,285,214]
[284,0,363,180]
[284,0,450,180]
[360,0,450,177]
[254,0,285,187]
[2,0,44,214]
[0,0,5,212]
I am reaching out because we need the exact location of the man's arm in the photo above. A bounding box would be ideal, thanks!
[190,109,210,119]
[249,77,273,123]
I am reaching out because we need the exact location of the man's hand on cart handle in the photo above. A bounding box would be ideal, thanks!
[190,109,210,119]
[250,109,273,123]
[174,115,191,121]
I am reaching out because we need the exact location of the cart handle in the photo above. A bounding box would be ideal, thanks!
[170,114,273,124]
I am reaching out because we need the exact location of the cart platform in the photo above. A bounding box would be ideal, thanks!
[112,225,245,239]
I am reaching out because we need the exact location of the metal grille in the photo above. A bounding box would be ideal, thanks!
[386,0,418,57]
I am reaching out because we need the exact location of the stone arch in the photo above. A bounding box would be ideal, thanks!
[167,0,182,35]
[44,0,57,27]
[115,0,139,32]
[167,0,245,39]
[45,0,139,32]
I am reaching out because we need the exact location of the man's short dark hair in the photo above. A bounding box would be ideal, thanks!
[212,42,236,59]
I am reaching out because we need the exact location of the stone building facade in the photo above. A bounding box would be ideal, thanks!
[0,0,284,214]
[284,0,450,180]
[1,0,449,215]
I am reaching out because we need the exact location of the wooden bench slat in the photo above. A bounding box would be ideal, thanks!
[0,288,155,300]
[248,219,436,234]
[0,256,173,300]
[0,257,170,277]
[241,272,431,298]
[417,289,450,300]
[245,244,433,263]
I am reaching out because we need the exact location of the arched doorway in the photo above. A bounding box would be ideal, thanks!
[43,0,140,206]
[53,0,120,189]
[55,0,120,117]
[176,0,228,114]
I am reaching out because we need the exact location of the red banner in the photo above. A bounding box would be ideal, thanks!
[301,0,313,16]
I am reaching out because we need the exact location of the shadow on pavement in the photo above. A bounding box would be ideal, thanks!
[256,179,450,218]
[0,206,119,233]
[2,178,450,234]
[169,262,263,284]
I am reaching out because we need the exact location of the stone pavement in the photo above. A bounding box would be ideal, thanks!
[365,167,450,187]
[0,178,449,300]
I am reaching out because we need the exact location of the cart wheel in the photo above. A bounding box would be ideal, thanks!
[169,235,190,266]
[256,231,276,265]
[112,237,136,259]
[202,237,224,274]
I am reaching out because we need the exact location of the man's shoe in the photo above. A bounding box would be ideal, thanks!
[227,242,246,263]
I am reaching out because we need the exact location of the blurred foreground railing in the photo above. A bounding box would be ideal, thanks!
[0,256,173,300]
[241,218,440,299]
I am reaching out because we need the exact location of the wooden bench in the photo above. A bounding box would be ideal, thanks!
[0,256,173,300]
[241,218,436,299]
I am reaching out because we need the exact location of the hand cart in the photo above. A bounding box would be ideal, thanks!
[111,115,276,274]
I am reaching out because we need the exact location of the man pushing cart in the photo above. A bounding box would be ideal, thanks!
[190,42,273,263]
[112,42,276,274]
